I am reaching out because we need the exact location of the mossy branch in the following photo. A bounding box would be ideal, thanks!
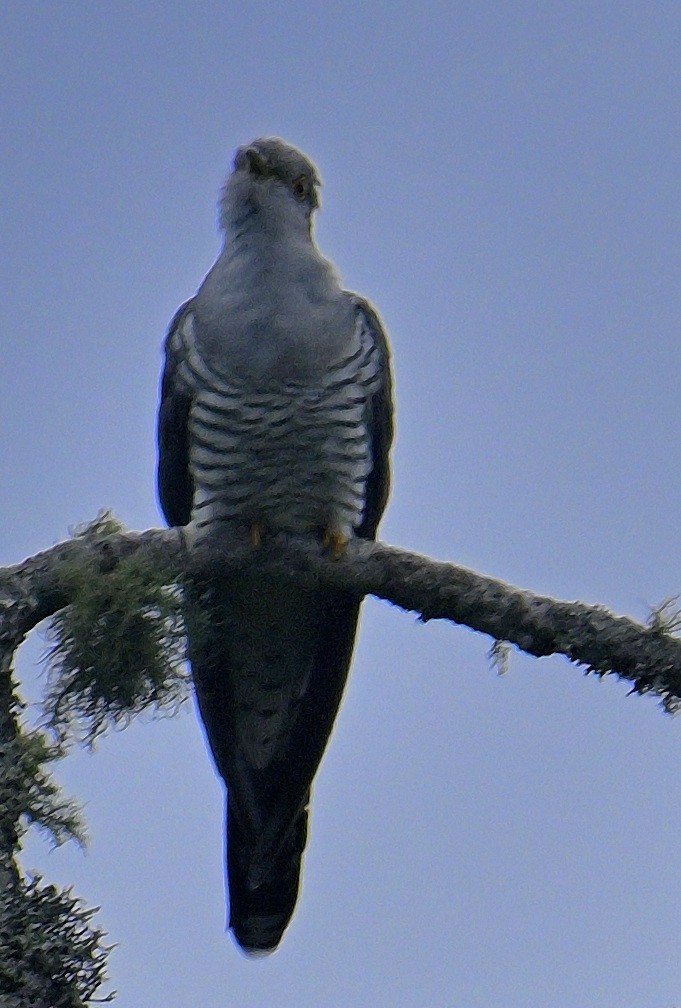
[1,512,680,726]
[43,515,188,744]
[0,698,113,1006]
[0,876,114,1007]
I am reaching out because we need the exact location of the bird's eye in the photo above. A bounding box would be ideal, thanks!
[292,176,309,200]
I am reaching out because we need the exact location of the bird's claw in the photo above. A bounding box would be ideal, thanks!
[250,522,265,548]
[322,530,349,559]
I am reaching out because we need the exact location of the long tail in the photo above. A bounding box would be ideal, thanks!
[187,573,362,954]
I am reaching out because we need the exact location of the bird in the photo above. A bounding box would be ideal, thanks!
[156,137,393,955]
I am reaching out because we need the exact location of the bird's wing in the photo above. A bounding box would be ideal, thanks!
[351,293,394,540]
[157,299,195,527]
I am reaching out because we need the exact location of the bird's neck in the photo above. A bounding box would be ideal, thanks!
[226,225,308,261]
[218,217,327,296]
[222,194,312,249]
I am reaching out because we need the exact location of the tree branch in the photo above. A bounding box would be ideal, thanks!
[1,522,680,712]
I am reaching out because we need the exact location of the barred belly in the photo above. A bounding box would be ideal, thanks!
[183,319,380,540]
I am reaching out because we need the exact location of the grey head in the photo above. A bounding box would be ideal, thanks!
[219,137,322,238]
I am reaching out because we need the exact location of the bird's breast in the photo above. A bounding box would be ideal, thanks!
[194,246,353,384]
[183,312,381,539]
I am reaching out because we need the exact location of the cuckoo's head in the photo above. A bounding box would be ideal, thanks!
[220,137,321,237]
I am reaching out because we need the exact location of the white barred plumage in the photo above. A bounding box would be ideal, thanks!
[173,306,383,538]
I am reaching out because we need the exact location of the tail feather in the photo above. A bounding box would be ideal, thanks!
[186,575,363,954]
[227,796,309,955]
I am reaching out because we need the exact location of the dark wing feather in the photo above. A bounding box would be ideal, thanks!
[157,299,195,527]
[350,294,394,540]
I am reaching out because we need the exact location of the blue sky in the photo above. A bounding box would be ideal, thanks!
[3,2,681,1005]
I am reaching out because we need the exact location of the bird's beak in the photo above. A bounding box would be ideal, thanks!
[236,146,270,178]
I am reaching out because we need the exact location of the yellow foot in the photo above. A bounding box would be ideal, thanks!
[250,522,265,548]
[322,529,349,559]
